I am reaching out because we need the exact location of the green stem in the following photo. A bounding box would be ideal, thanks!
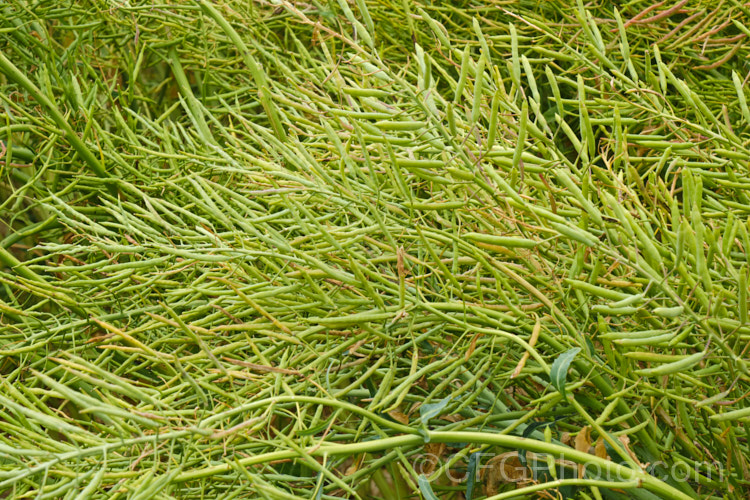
[0,215,59,250]
[0,245,44,284]
[197,395,417,435]
[174,428,693,499]
[485,478,640,500]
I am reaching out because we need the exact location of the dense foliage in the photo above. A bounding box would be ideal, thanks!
[1,1,749,498]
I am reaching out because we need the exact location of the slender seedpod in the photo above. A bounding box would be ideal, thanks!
[521,55,540,104]
[446,102,457,136]
[577,75,595,161]
[375,120,426,131]
[733,71,750,124]
[512,101,528,175]
[403,200,465,211]
[599,329,670,341]
[675,219,686,267]
[740,265,748,325]
[545,65,564,119]
[454,47,471,102]
[472,18,492,68]
[609,293,644,308]
[337,0,373,48]
[486,89,501,151]
[396,158,444,169]
[613,8,629,60]
[470,55,486,125]
[635,351,704,377]
[591,305,638,316]
[509,22,521,90]
[653,44,667,94]
[465,233,537,248]
[343,87,391,98]
[566,279,629,301]
[447,167,474,181]
[418,8,451,49]
[653,305,684,318]
[624,352,688,363]
[551,222,599,247]
[614,333,676,346]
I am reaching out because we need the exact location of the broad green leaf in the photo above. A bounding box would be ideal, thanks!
[419,397,451,424]
[465,452,479,500]
[550,348,580,398]
[418,475,439,500]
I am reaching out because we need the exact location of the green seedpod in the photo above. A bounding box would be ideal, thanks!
[599,329,669,341]
[613,333,676,346]
[613,419,650,437]
[613,8,629,59]
[624,352,689,363]
[602,191,634,238]
[403,200,466,211]
[682,169,695,218]
[696,390,730,408]
[591,305,638,316]
[545,65,564,119]
[733,70,750,124]
[565,279,630,301]
[608,293,644,308]
[722,211,738,258]
[675,219,686,267]
[631,222,664,271]
[691,208,712,291]
[315,310,395,327]
[465,233,537,248]
[635,351,704,377]
[446,102,457,136]
[486,89,501,151]
[741,265,748,325]
[396,158,444,169]
[343,87,391,98]
[555,169,602,225]
[336,0,373,48]
[653,305,684,318]
[509,22,520,90]
[488,169,524,204]
[664,431,676,450]
[409,169,453,184]
[512,101,528,174]
[669,325,693,347]
[418,7,450,49]
[578,75,595,161]
[455,47,471,102]
[470,55,485,125]
[653,44,667,94]
[613,105,624,170]
[375,120,426,131]
[447,167,474,181]
[472,17,492,68]
[521,55,540,104]
[677,400,697,441]
[551,222,599,247]
[569,246,585,280]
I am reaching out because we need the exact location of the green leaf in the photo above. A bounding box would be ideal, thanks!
[419,397,451,424]
[465,452,479,500]
[550,348,580,398]
[418,475,439,500]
